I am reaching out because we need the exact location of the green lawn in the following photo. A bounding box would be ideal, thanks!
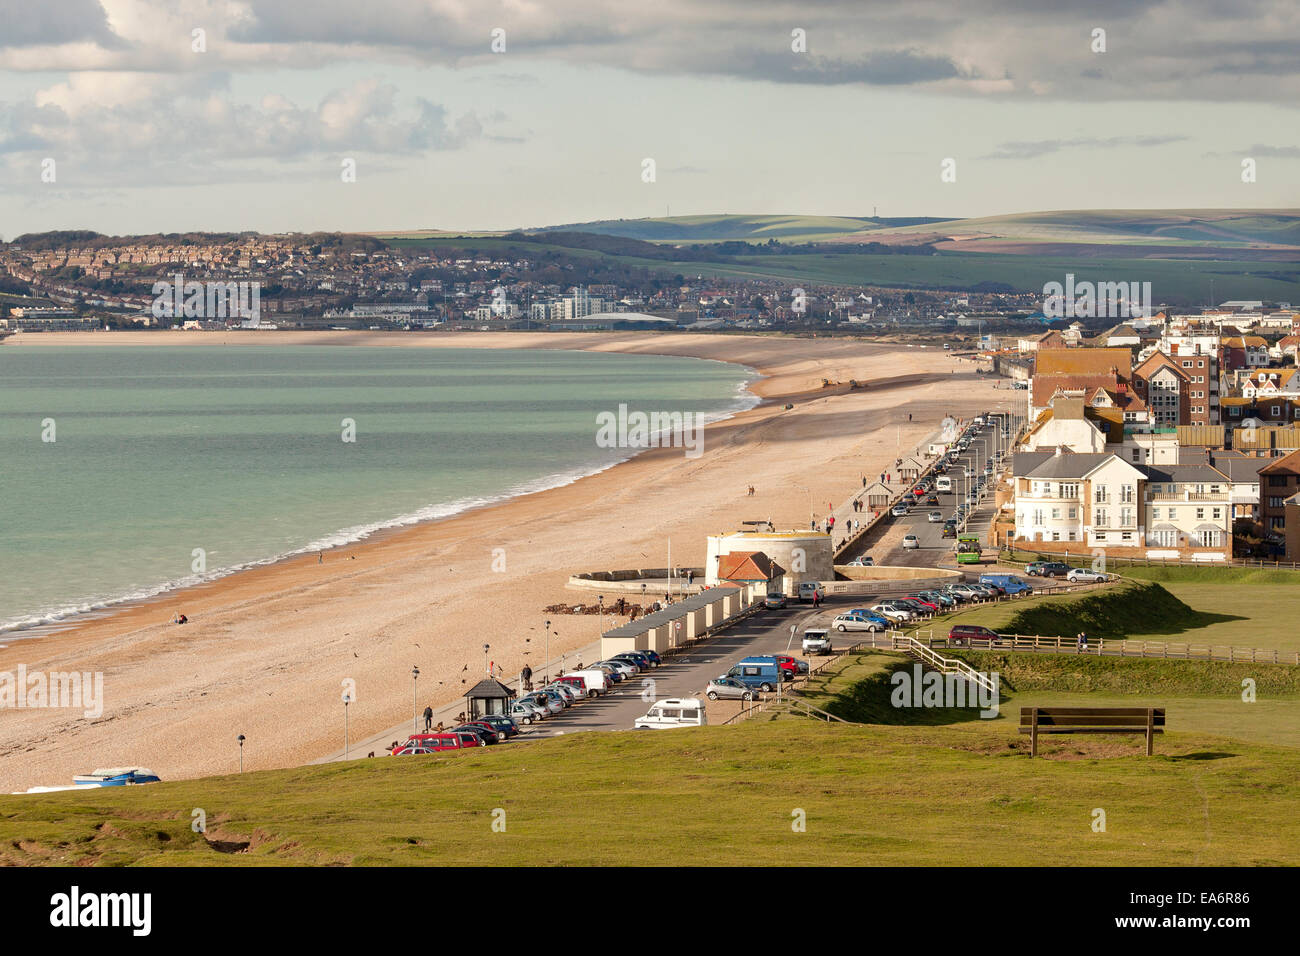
[2,716,1298,866]
[922,577,1300,655]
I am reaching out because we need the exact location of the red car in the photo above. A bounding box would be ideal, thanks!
[907,595,941,612]
[390,732,477,755]
[769,655,800,679]
[554,675,593,698]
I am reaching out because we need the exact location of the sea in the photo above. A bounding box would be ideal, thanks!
[0,344,757,636]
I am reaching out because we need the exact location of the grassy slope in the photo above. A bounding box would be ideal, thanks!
[944,572,1300,654]
[2,717,1298,866]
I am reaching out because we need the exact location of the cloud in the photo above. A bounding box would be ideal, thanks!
[0,73,485,187]
[0,0,122,49]
[984,135,1189,160]
[0,0,1296,102]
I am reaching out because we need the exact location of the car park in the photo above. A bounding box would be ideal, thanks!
[1067,568,1108,583]
[705,677,755,701]
[765,591,788,609]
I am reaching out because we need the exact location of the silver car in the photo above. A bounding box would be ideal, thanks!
[705,677,755,701]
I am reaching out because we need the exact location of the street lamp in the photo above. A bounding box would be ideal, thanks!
[343,692,352,759]
[237,734,245,773]
[483,643,490,676]
[544,619,551,682]
[598,594,605,636]
[411,665,419,735]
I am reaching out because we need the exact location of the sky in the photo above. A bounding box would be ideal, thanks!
[0,0,1297,237]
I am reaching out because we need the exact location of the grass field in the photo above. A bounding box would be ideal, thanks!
[799,650,1300,749]
[927,576,1300,654]
[2,714,1297,866]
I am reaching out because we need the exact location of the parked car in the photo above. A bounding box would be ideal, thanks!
[474,714,520,738]
[979,573,1034,596]
[772,653,809,675]
[454,724,500,745]
[556,673,600,698]
[1025,561,1072,578]
[915,589,956,608]
[948,624,1004,647]
[846,555,875,567]
[545,682,580,705]
[634,698,706,729]
[596,659,637,679]
[802,628,834,654]
[612,652,652,671]
[871,603,914,623]
[391,733,466,755]
[1067,568,1108,583]
[902,534,920,550]
[894,598,934,617]
[765,591,788,609]
[831,613,883,633]
[705,677,755,701]
[511,701,545,724]
[466,720,508,743]
[726,660,784,693]
[522,693,564,716]
[640,649,663,667]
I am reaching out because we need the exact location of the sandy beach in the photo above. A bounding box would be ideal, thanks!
[0,330,1006,792]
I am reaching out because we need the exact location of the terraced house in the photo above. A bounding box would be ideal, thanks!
[1010,449,1232,560]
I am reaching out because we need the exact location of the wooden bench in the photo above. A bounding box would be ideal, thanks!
[1019,707,1165,757]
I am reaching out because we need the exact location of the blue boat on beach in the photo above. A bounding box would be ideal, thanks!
[71,767,161,787]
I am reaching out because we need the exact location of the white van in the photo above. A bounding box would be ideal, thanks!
[634,698,707,730]
[935,475,952,492]
[566,669,611,696]
[797,581,824,603]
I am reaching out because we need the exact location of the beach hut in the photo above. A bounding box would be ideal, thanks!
[464,678,515,719]
[861,480,891,510]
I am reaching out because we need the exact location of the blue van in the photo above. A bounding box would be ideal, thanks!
[979,573,1033,596]
[726,658,784,693]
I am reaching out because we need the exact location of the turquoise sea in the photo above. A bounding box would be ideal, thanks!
[0,345,756,633]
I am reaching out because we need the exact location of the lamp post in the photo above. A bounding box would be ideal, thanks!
[237,734,245,773]
[411,665,419,736]
[598,595,605,636]
[483,643,490,676]
[544,619,551,682]
[343,693,351,759]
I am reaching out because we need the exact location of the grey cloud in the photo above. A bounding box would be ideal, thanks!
[984,135,1189,160]
[0,0,122,49]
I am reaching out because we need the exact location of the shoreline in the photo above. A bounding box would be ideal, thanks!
[0,330,1003,792]
[0,340,763,639]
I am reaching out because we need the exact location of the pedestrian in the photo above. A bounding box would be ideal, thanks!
[318,552,323,564]
[1081,632,1089,652]
[862,476,867,488]
[687,569,694,587]
[423,705,433,731]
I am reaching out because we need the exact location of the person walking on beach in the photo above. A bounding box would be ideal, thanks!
[318,552,323,564]
[423,705,433,732]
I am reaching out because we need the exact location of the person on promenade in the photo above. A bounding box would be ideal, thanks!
[521,664,532,691]
[423,706,433,731]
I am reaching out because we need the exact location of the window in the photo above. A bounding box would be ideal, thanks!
[1051,508,1061,520]
[1120,507,1134,526]
[1095,509,1109,527]
[1196,508,1204,520]
[1212,508,1221,519]
[1068,507,1077,519]
[1060,483,1078,498]
[1122,532,1133,541]
[1051,531,1060,541]
[1273,406,1281,417]
[1151,507,1161,520]
[1067,531,1077,541]
[1095,531,1107,541]
[1131,448,1141,461]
